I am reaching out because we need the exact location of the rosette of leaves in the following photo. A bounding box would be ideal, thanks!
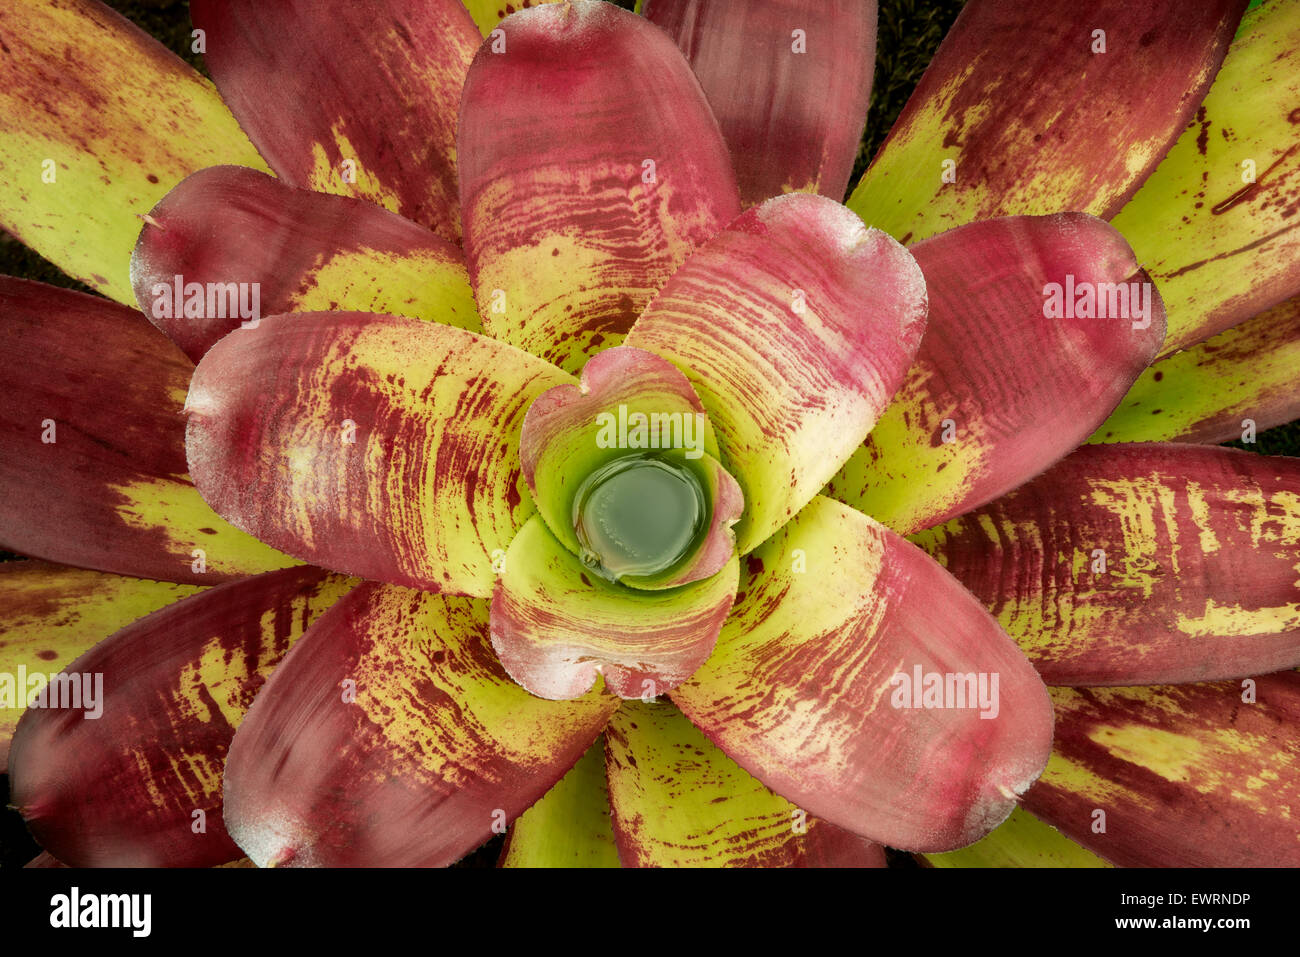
[0,0,1298,868]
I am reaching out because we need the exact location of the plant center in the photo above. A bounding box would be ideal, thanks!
[572,454,707,582]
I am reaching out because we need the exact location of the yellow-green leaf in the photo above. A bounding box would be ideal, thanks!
[925,808,1110,868]
[0,561,203,770]
[603,700,885,867]
[500,737,621,868]
[846,0,1244,243]
[0,0,269,303]
[1091,295,1300,444]
[1111,0,1300,355]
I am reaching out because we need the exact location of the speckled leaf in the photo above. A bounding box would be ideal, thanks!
[1024,677,1300,867]
[1092,296,1300,445]
[1112,0,1300,355]
[490,517,738,700]
[7,567,354,868]
[0,561,202,770]
[644,0,878,207]
[911,443,1300,686]
[190,0,479,241]
[605,700,886,867]
[0,277,296,583]
[826,214,1164,536]
[628,193,927,553]
[223,582,619,867]
[0,0,268,304]
[848,0,1245,244]
[671,496,1054,852]
[185,312,572,597]
[131,165,479,362]
[924,808,1110,868]
[499,736,620,868]
[459,0,740,374]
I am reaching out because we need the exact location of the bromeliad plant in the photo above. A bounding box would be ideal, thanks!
[0,0,1298,868]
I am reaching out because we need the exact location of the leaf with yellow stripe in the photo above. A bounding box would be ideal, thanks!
[0,278,297,583]
[627,193,926,553]
[499,736,620,868]
[131,165,480,362]
[222,582,619,867]
[459,1,740,374]
[191,0,480,241]
[1024,677,1300,867]
[8,567,355,867]
[186,312,573,597]
[1091,296,1300,445]
[1111,0,1300,355]
[0,561,203,770]
[0,0,268,304]
[605,700,886,867]
[825,214,1163,536]
[911,443,1300,687]
[924,808,1110,868]
[671,496,1055,852]
[847,0,1244,243]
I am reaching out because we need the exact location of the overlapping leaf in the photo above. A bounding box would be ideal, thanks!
[0,278,295,582]
[912,444,1300,686]
[8,567,353,867]
[223,583,618,867]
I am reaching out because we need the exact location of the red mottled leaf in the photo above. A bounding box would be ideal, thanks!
[191,0,480,241]
[0,0,268,303]
[644,0,878,207]
[131,165,479,362]
[1025,676,1300,867]
[459,0,740,373]
[185,311,571,597]
[671,497,1054,852]
[223,582,618,867]
[627,193,927,553]
[8,567,354,867]
[826,214,1165,535]
[0,561,202,770]
[0,277,293,582]
[848,0,1246,244]
[911,443,1300,686]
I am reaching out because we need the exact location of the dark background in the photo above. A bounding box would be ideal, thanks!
[2,0,1295,868]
